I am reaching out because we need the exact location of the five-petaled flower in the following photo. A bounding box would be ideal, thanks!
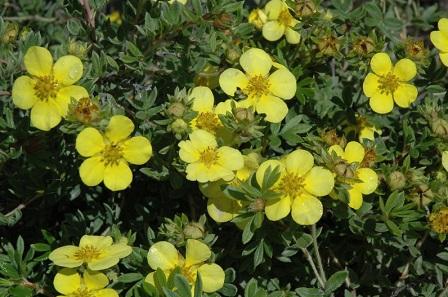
[49,235,132,270]
[430,18,448,67]
[256,149,334,225]
[219,48,297,123]
[329,141,379,209]
[12,46,88,131]
[75,115,152,191]
[363,52,418,114]
[146,239,225,293]
[178,129,244,183]
[262,0,301,44]
[54,268,118,297]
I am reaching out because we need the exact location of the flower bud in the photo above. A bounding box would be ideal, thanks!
[352,36,375,56]
[409,184,434,208]
[321,129,346,147]
[249,198,265,212]
[387,171,406,190]
[167,102,186,118]
[334,162,355,178]
[235,107,255,123]
[404,38,427,61]
[295,0,317,17]
[170,119,189,135]
[183,222,205,239]
[73,97,100,124]
[317,35,340,56]
[2,22,19,44]
[68,40,88,59]
[431,118,448,138]
[429,207,448,234]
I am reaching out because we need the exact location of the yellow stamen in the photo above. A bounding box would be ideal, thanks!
[72,288,95,297]
[180,265,196,283]
[199,147,219,167]
[244,75,270,98]
[277,172,304,198]
[33,75,60,101]
[73,245,101,262]
[378,72,399,94]
[278,9,294,27]
[102,144,123,166]
[195,112,221,133]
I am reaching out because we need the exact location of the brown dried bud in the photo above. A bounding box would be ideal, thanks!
[73,97,100,124]
[295,0,317,17]
[249,198,265,212]
[352,36,375,56]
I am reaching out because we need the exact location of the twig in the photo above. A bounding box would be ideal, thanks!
[5,194,42,217]
[301,247,326,289]
[78,0,96,41]
[3,15,56,22]
[311,224,327,283]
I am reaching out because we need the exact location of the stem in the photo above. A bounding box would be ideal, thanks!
[301,247,325,289]
[3,15,56,22]
[312,224,327,283]
[5,194,42,217]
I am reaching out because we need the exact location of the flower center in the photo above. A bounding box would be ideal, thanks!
[195,112,221,134]
[277,173,304,198]
[278,9,294,27]
[378,72,399,94]
[73,245,101,262]
[199,147,219,167]
[243,75,270,98]
[70,288,95,297]
[429,208,448,234]
[180,265,196,283]
[102,144,123,166]
[34,75,60,101]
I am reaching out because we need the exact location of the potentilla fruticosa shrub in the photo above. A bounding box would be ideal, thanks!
[1,0,448,296]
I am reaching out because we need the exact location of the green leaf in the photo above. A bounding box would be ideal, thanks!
[295,287,323,297]
[118,273,144,283]
[174,274,192,297]
[325,270,348,293]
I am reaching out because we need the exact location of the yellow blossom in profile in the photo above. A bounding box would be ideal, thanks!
[363,53,418,114]
[256,150,334,225]
[430,18,448,66]
[329,141,379,209]
[76,115,153,191]
[12,46,88,131]
[106,10,123,25]
[429,207,448,234]
[219,48,297,123]
[178,129,244,183]
[146,239,225,293]
[49,235,132,270]
[357,116,381,142]
[262,0,301,44]
[54,269,118,297]
[248,8,267,29]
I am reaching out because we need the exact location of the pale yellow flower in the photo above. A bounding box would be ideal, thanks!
[262,0,301,44]
[54,269,118,297]
[430,18,448,66]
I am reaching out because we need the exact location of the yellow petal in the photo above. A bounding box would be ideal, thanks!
[303,167,334,197]
[430,31,448,52]
[179,140,200,163]
[347,187,363,210]
[265,196,291,221]
[145,272,155,285]
[48,246,83,268]
[393,83,418,108]
[370,53,392,76]
[186,239,211,266]
[359,127,375,141]
[354,168,378,195]
[262,21,285,42]
[53,55,84,86]
[30,100,61,131]
[79,235,113,249]
[189,86,214,112]
[328,145,344,158]
[93,289,119,297]
[207,196,239,223]
[55,85,89,116]
[147,241,179,271]
[189,129,217,151]
[187,162,233,183]
[122,136,152,165]
[79,157,105,187]
[219,68,248,96]
[285,149,314,177]
[291,193,323,225]
[439,18,448,34]
[285,27,301,44]
[217,146,244,171]
[344,141,365,163]
[393,58,416,82]
[105,115,134,143]
[83,270,109,290]
[256,95,288,123]
[214,99,236,115]
[12,76,38,109]
[255,160,284,187]
[76,127,105,157]
[88,244,132,270]
[103,160,133,191]
[239,48,272,76]
[53,268,81,295]
[442,151,448,172]
[268,69,296,100]
[264,0,285,19]
[197,264,225,293]
[362,73,380,97]
[24,46,53,77]
[440,52,448,67]
[369,92,394,114]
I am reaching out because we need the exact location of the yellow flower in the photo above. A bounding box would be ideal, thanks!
[256,150,334,225]
[106,10,122,25]
[188,86,234,135]
[76,115,153,191]
[201,152,261,223]
[429,207,448,234]
[363,53,418,114]
[219,48,297,123]
[54,268,118,297]
[146,239,225,293]
[248,8,267,30]
[262,0,301,44]
[178,129,244,183]
[430,18,448,66]
[12,46,88,131]
[168,0,187,4]
[329,141,379,209]
[49,235,132,270]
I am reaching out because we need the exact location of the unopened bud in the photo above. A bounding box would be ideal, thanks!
[249,198,265,212]
[73,97,100,124]
[387,171,406,190]
[167,102,186,118]
[183,222,205,239]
